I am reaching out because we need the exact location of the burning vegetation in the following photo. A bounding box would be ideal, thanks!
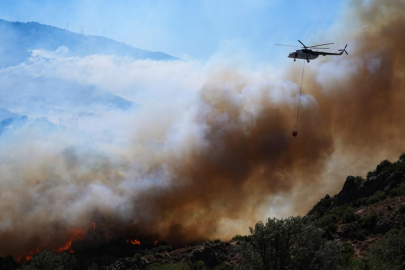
[1,0,405,269]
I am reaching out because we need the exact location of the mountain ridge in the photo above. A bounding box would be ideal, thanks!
[0,19,178,68]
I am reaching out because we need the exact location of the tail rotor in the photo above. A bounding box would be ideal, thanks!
[339,44,348,55]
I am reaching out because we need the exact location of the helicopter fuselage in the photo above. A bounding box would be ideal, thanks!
[288,49,320,61]
[288,48,345,62]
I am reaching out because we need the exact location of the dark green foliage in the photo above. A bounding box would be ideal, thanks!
[314,214,338,235]
[376,159,392,175]
[231,235,250,242]
[313,206,359,238]
[354,176,364,184]
[191,261,207,270]
[340,242,355,266]
[158,245,174,253]
[390,182,405,197]
[367,154,405,178]
[134,253,142,259]
[237,216,343,270]
[146,262,190,270]
[18,251,77,270]
[358,214,378,231]
[308,196,334,221]
[213,239,221,244]
[150,245,174,254]
[364,191,386,205]
[348,229,405,270]
[398,204,405,214]
[330,206,360,223]
[351,191,387,207]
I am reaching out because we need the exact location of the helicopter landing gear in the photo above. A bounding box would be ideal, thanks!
[294,59,296,62]
[306,59,310,63]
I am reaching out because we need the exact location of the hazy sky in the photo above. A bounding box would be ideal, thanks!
[0,0,345,64]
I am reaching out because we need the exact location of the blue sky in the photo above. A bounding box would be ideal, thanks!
[0,0,345,63]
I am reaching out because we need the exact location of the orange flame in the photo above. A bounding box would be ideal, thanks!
[16,223,95,262]
[126,239,141,245]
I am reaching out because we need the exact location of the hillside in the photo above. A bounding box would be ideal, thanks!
[0,19,177,68]
[5,155,405,270]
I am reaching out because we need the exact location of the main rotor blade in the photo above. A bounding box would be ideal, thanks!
[311,48,330,49]
[309,43,334,48]
[274,44,302,48]
[298,40,307,48]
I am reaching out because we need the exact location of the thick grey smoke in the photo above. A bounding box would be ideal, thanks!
[1,0,405,257]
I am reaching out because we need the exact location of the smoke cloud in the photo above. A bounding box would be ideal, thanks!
[1,0,405,257]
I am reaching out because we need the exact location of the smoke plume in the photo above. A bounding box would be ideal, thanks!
[1,0,405,257]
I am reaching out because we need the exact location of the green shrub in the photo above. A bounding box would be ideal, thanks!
[376,159,392,175]
[367,154,405,179]
[237,216,343,270]
[397,204,405,214]
[390,182,405,197]
[213,239,221,244]
[231,235,250,242]
[363,229,405,269]
[340,242,355,266]
[18,251,77,270]
[358,214,378,230]
[158,245,173,253]
[191,261,206,270]
[314,214,338,234]
[366,170,375,179]
[364,191,386,205]
[354,176,364,184]
[134,253,142,259]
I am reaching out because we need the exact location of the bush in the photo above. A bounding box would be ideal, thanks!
[231,235,250,242]
[358,214,378,231]
[364,191,386,205]
[18,251,77,270]
[314,214,338,235]
[354,176,364,184]
[390,182,405,197]
[363,229,405,269]
[134,253,142,259]
[158,245,173,253]
[375,159,392,175]
[191,261,206,270]
[237,216,344,270]
[398,204,405,214]
[367,154,405,179]
[340,242,355,266]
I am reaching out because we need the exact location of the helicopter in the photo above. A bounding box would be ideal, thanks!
[275,40,348,63]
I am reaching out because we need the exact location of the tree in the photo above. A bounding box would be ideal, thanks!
[237,216,343,270]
